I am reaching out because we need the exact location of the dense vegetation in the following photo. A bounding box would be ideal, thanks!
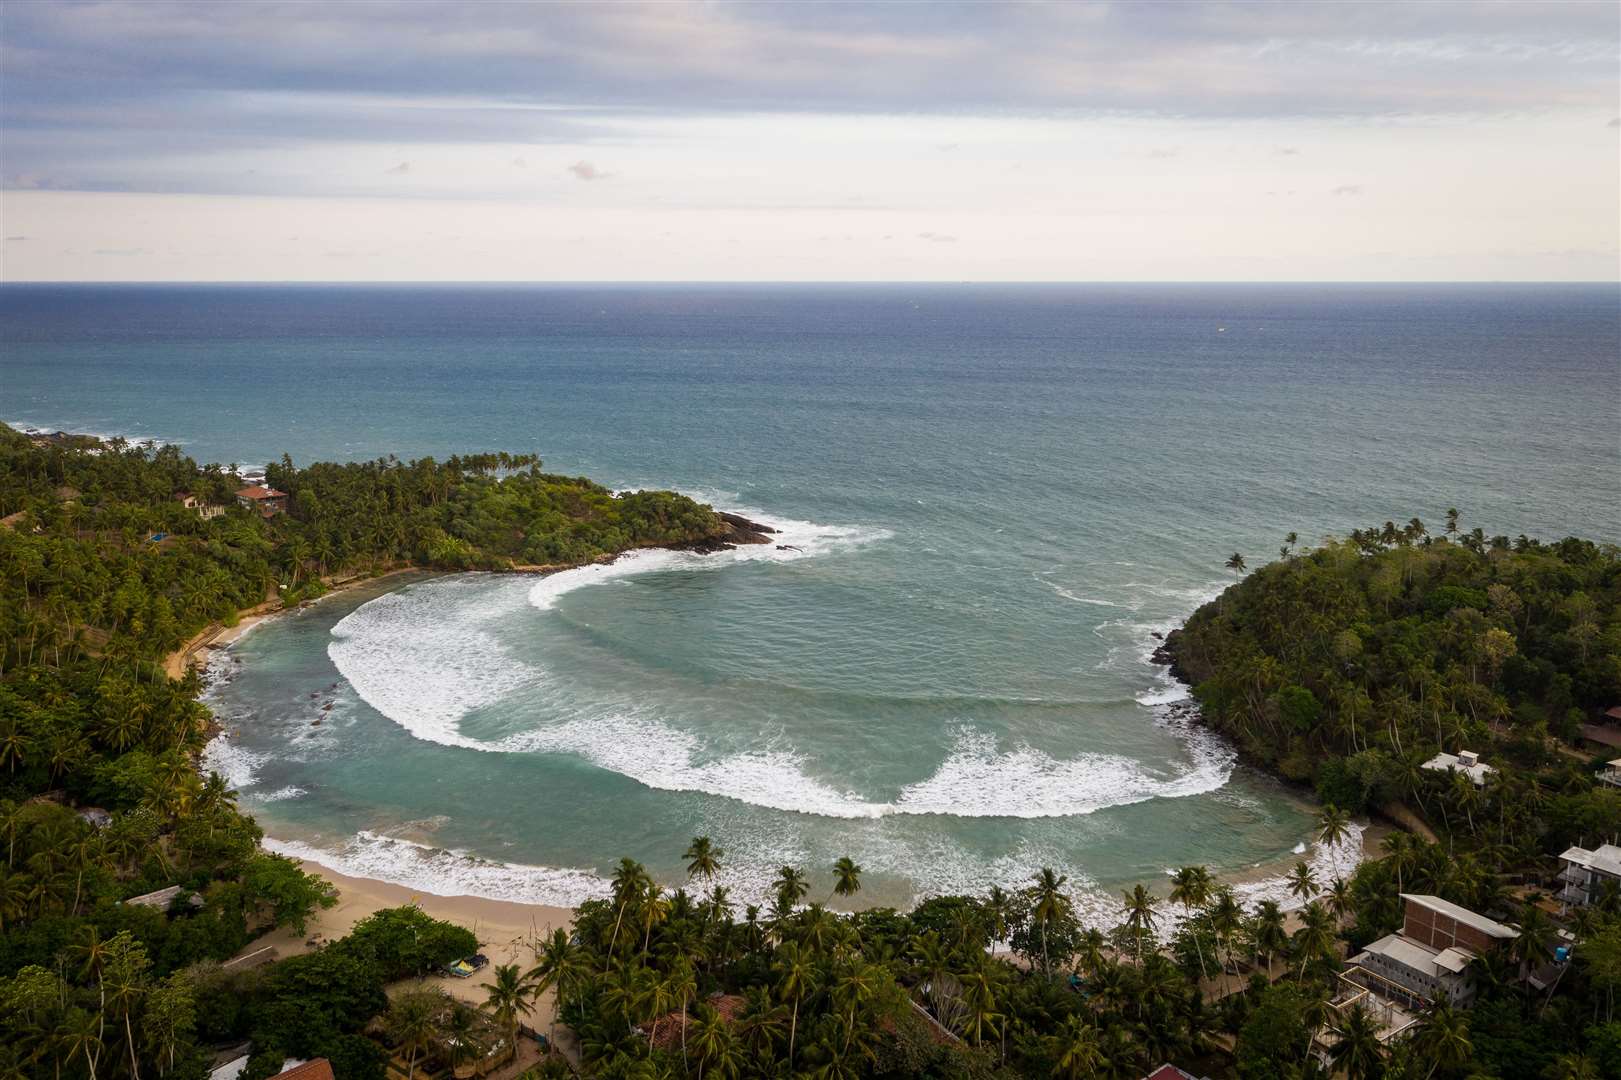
[6,420,1621,1080]
[0,428,725,1080]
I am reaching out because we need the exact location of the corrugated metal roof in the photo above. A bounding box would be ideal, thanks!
[1402,894,1518,939]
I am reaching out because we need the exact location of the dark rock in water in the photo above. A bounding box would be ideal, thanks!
[718,510,776,536]
[311,718,322,726]
[309,692,320,698]
[322,702,334,711]
[670,510,779,554]
[1150,631,1163,640]
[777,544,802,552]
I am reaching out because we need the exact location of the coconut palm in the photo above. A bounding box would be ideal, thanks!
[1330,1002,1385,1080]
[1169,866,1213,979]
[484,963,533,1052]
[1031,867,1072,979]
[664,956,698,1055]
[1286,861,1320,904]
[1316,804,1352,851]
[1048,1014,1105,1080]
[605,857,651,970]
[1225,553,1247,573]
[830,856,861,904]
[684,836,721,883]
[387,989,443,1080]
[527,927,587,1045]
[1414,1001,1472,1079]
[1121,884,1160,965]
[774,866,809,913]
[774,942,814,1069]
[1293,901,1339,980]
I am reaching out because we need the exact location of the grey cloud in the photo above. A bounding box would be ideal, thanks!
[1331,184,1365,195]
[567,160,608,181]
[1609,117,1621,127]
[385,161,411,174]
[92,247,150,256]
[917,231,958,243]
[1146,148,1179,159]
[1,0,1616,196]
[1276,146,1300,155]
[4,235,27,242]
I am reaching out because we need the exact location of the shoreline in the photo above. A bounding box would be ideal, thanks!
[188,545,1400,941]
[233,858,572,1017]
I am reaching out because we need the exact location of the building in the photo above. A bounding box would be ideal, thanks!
[235,484,288,516]
[1347,894,1517,1007]
[176,491,226,520]
[1598,760,1621,789]
[1422,748,1494,787]
[1558,843,1621,908]
[122,884,206,912]
[1317,894,1518,1064]
[1142,1067,1211,1080]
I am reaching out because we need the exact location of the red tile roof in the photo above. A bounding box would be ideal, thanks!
[276,1060,335,1080]
[645,994,746,1051]
[235,485,287,500]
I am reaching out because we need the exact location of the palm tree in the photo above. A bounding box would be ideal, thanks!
[526,928,587,1046]
[1169,866,1213,979]
[387,989,442,1080]
[774,941,813,1068]
[1325,877,1354,927]
[1316,804,1352,851]
[1225,553,1247,573]
[639,883,670,955]
[1206,887,1244,989]
[605,857,650,970]
[60,1007,104,1080]
[1048,1014,1105,1079]
[1414,1001,1472,1079]
[1250,899,1288,973]
[1286,861,1320,904]
[1031,867,1071,979]
[690,1003,735,1080]
[665,956,698,1056]
[1293,901,1338,980]
[734,987,787,1060]
[443,1004,486,1075]
[1509,901,1556,979]
[684,836,721,883]
[484,963,533,1053]
[1330,1002,1385,1080]
[774,865,809,912]
[830,856,861,904]
[1120,884,1160,965]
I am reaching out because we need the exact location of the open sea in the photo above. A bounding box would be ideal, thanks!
[3,283,1617,919]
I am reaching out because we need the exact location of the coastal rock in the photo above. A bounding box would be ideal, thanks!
[669,511,778,554]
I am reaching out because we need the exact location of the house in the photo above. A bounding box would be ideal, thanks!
[1317,894,1517,1063]
[1422,748,1494,787]
[235,485,288,516]
[1347,894,1517,1007]
[1557,843,1621,908]
[1598,760,1621,789]
[122,884,205,912]
[1142,1067,1211,1080]
[272,1061,335,1080]
[176,491,226,520]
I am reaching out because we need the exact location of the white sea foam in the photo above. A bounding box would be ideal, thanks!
[200,735,265,790]
[251,786,308,803]
[263,831,611,908]
[527,506,889,612]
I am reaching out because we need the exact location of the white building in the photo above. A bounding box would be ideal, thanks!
[1346,895,1518,1008]
[1558,843,1621,908]
[1598,760,1621,789]
[1422,749,1494,787]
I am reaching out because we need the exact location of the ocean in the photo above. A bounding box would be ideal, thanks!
[4,283,1617,919]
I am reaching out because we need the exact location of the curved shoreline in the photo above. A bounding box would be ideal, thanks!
[197,571,1375,933]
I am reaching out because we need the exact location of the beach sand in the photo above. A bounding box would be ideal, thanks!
[231,859,574,1021]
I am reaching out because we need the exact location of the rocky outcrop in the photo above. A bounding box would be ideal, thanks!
[670,511,777,554]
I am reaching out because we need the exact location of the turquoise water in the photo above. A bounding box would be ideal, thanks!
[4,283,1617,916]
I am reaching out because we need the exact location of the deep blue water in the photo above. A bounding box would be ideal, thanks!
[3,283,1617,912]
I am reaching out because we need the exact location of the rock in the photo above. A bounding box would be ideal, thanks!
[1150,631,1163,640]
[776,544,802,552]
[311,718,322,726]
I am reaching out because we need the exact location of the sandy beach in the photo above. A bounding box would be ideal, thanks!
[233,859,574,1019]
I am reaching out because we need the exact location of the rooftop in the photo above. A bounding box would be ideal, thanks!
[1422,750,1494,786]
[235,485,287,500]
[1401,894,1519,940]
[1560,844,1621,878]
[1355,933,1475,982]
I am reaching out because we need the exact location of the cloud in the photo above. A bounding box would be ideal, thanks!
[1331,184,1365,196]
[1609,117,1621,127]
[4,235,27,242]
[511,157,527,167]
[917,231,958,243]
[385,161,411,174]
[567,160,608,181]
[1146,148,1179,159]
[92,247,150,256]
[1276,146,1300,155]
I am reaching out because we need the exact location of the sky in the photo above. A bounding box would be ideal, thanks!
[1,0,1617,282]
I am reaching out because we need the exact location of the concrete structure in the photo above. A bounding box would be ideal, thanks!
[1346,895,1516,1007]
[122,884,205,912]
[1598,760,1621,789]
[177,492,226,520]
[235,484,288,516]
[1422,748,1494,787]
[1558,843,1621,908]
